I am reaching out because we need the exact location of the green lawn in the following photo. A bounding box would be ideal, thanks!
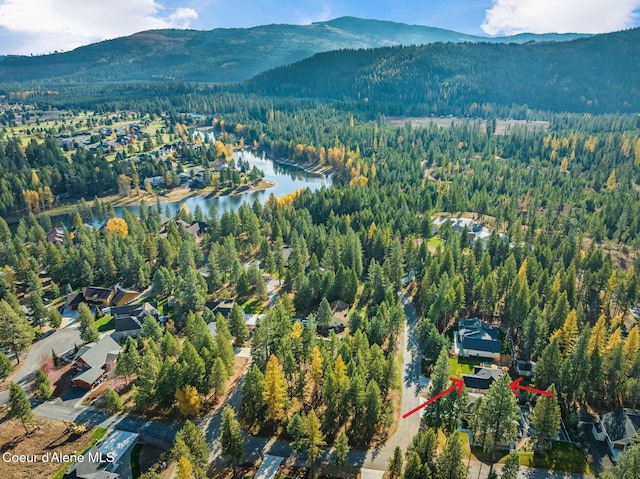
[449,356,482,376]
[518,442,592,474]
[242,297,265,314]
[427,235,443,248]
[95,315,114,332]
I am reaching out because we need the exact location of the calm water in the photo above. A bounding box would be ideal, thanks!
[112,150,332,218]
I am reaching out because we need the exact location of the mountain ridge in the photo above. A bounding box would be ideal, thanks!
[0,17,589,84]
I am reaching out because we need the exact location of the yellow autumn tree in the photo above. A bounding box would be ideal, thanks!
[176,456,193,479]
[588,315,608,354]
[263,354,287,422]
[559,310,578,356]
[175,385,201,418]
[334,355,347,385]
[607,169,617,190]
[308,346,323,401]
[624,325,639,364]
[105,217,128,239]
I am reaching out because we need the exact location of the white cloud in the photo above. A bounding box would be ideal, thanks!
[481,0,640,35]
[0,0,198,54]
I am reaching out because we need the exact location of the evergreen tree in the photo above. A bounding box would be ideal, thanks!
[141,314,163,343]
[403,451,425,479]
[0,351,14,380]
[104,388,124,413]
[173,420,209,479]
[602,442,640,479]
[317,297,333,328]
[500,452,520,479]
[0,299,35,363]
[47,308,63,329]
[210,356,228,400]
[423,346,465,432]
[333,431,350,467]
[77,303,99,343]
[229,303,249,346]
[32,369,52,400]
[435,432,467,479]
[287,412,307,452]
[242,364,265,423]
[529,385,561,450]
[133,347,161,409]
[387,446,403,478]
[220,405,245,470]
[471,374,520,461]
[9,382,33,434]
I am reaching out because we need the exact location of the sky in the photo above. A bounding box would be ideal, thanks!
[0,0,639,55]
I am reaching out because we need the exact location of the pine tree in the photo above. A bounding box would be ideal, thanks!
[530,385,560,448]
[471,374,520,461]
[501,452,520,479]
[0,299,35,363]
[77,303,99,343]
[32,369,51,400]
[173,420,209,479]
[9,382,33,434]
[287,412,307,452]
[141,315,163,343]
[133,347,161,410]
[423,346,466,432]
[210,356,228,400]
[602,442,640,479]
[403,451,425,479]
[220,405,244,470]
[387,446,403,478]
[229,303,249,346]
[104,388,124,413]
[0,351,13,380]
[263,354,287,422]
[436,432,467,479]
[305,409,326,478]
[333,431,350,467]
[317,297,333,328]
[242,364,265,423]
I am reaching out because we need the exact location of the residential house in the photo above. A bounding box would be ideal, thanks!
[515,360,537,377]
[454,317,503,359]
[66,285,139,310]
[63,430,139,479]
[462,365,507,393]
[110,302,159,341]
[46,227,66,244]
[592,409,640,459]
[71,334,120,389]
[205,298,236,318]
[431,216,506,245]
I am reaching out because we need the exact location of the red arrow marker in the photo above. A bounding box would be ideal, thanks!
[403,377,464,419]
[509,377,555,397]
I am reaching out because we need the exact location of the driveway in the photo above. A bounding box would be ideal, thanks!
[0,307,81,405]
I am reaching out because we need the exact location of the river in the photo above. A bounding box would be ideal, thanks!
[111,150,332,218]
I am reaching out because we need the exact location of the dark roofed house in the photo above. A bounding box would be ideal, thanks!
[455,317,502,359]
[46,227,66,244]
[71,334,120,389]
[462,365,506,392]
[112,302,159,341]
[205,298,236,318]
[592,409,640,459]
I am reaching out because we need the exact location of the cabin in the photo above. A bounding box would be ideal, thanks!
[454,318,502,359]
[46,227,66,244]
[592,409,640,459]
[71,334,120,389]
[515,360,537,377]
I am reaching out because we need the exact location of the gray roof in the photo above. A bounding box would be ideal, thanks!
[63,447,119,479]
[459,318,502,354]
[98,430,138,465]
[76,335,120,369]
[463,366,505,390]
[601,409,640,443]
[71,366,105,386]
[114,316,142,332]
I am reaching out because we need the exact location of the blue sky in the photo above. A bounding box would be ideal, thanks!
[0,0,639,55]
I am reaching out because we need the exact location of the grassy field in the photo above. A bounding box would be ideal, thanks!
[95,314,114,332]
[428,235,443,249]
[449,356,483,376]
[518,442,592,474]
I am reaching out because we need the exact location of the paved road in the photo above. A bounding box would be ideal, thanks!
[34,401,179,448]
[361,293,423,470]
[0,307,81,405]
[468,461,596,479]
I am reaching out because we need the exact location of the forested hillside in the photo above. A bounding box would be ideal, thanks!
[0,17,585,84]
[246,28,640,114]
